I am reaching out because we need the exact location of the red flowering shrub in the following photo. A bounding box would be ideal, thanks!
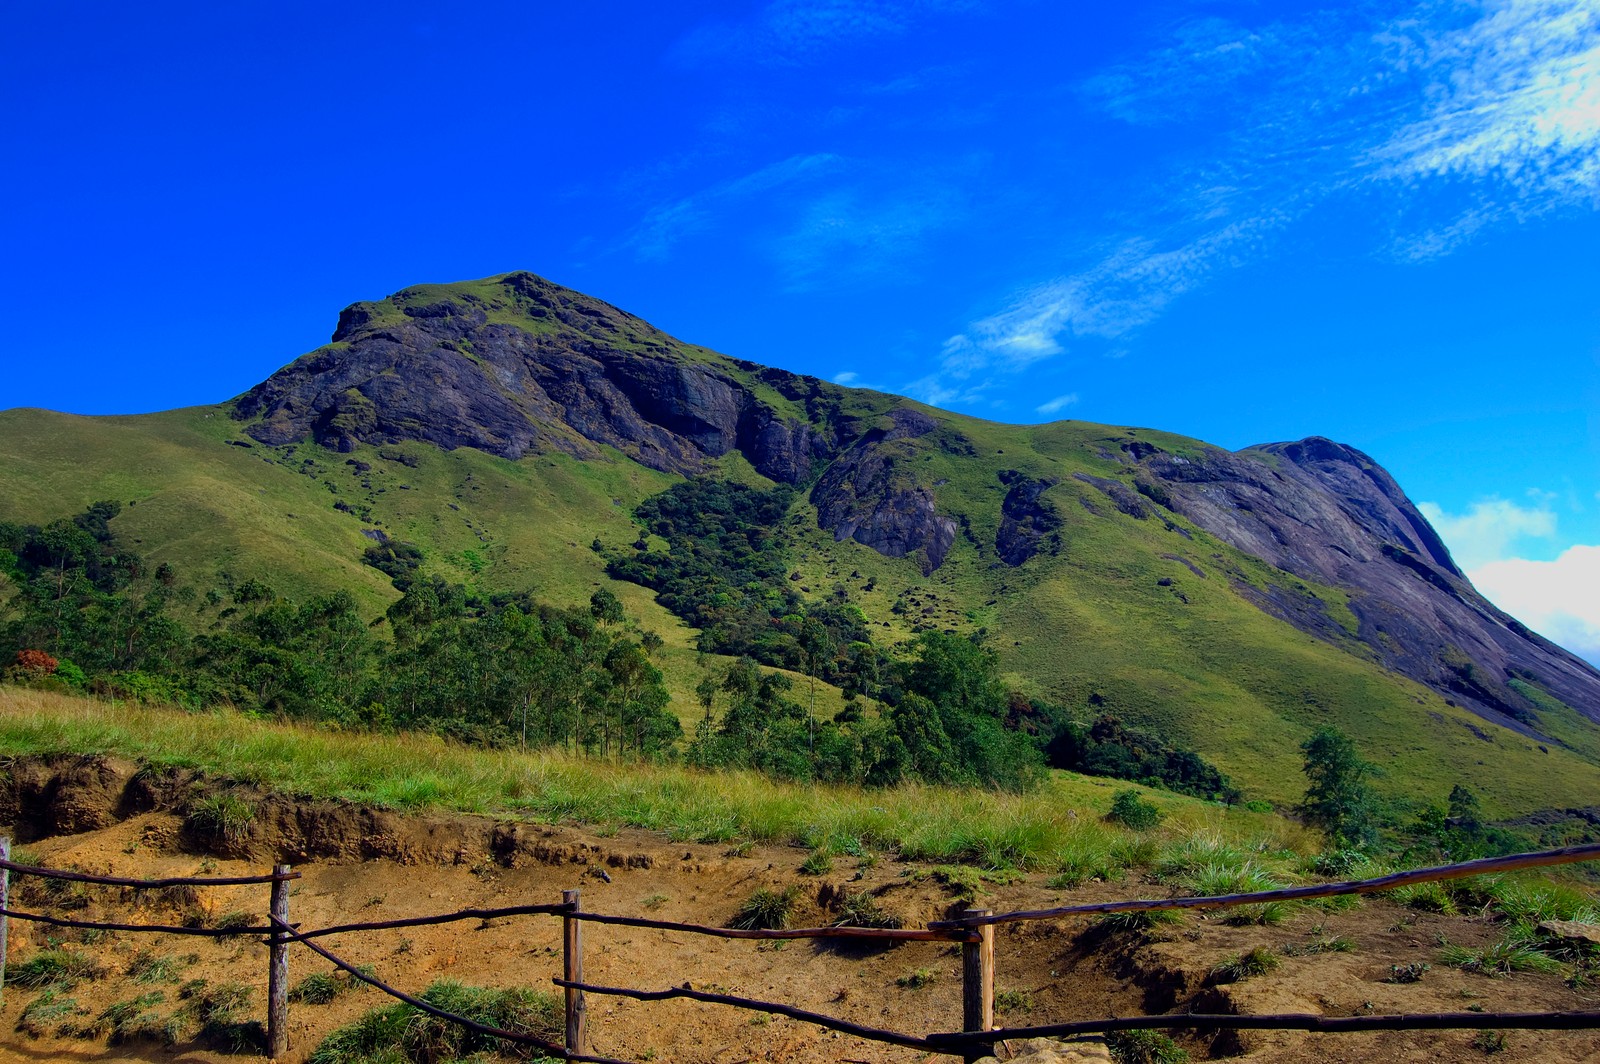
[14,649,58,674]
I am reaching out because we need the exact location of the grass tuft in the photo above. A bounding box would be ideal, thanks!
[729,887,799,931]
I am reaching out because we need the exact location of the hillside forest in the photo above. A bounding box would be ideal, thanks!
[0,496,1247,805]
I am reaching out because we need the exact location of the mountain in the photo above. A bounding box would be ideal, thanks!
[4,271,1599,814]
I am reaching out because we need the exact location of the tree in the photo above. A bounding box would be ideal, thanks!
[1299,727,1378,848]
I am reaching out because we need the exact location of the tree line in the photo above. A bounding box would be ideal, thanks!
[0,503,678,757]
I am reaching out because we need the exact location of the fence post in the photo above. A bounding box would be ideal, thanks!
[267,863,291,1060]
[1,837,10,1002]
[961,907,995,1064]
[563,888,588,1056]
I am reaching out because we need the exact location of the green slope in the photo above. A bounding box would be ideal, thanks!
[4,277,1600,820]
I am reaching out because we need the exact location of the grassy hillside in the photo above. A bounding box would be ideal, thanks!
[0,686,1304,869]
[5,277,1600,818]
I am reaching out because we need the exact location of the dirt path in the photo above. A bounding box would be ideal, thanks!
[1,757,1597,1063]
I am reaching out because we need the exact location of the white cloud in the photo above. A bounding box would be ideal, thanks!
[1418,496,1557,570]
[916,215,1286,403]
[934,0,1600,389]
[1034,393,1078,416]
[833,371,859,384]
[1374,1,1600,196]
[1470,544,1600,665]
[1423,493,1600,664]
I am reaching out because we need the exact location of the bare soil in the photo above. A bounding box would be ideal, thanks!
[1,756,1596,1063]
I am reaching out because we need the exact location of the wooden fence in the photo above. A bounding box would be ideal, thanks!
[2,837,1600,1062]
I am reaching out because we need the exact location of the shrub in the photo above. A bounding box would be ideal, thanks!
[1108,790,1163,831]
[1385,962,1429,984]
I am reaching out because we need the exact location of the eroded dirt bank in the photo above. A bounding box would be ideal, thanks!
[1,755,1597,1063]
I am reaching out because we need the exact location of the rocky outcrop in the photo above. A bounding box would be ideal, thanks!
[810,407,958,575]
[1126,435,1600,731]
[996,470,1062,566]
[234,272,832,484]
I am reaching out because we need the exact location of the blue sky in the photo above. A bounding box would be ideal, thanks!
[3,1,1598,658]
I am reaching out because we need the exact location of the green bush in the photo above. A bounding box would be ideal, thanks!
[1108,789,1163,831]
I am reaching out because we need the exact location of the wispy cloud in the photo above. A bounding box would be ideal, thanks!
[671,0,979,69]
[922,213,1285,393]
[1374,2,1600,192]
[625,154,841,261]
[773,184,959,290]
[1034,392,1078,416]
[923,0,1600,404]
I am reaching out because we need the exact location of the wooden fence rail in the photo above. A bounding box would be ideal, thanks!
[0,838,1597,1063]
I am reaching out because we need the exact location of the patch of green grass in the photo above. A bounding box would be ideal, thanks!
[1285,934,1356,956]
[1095,908,1184,934]
[16,990,83,1038]
[832,891,901,930]
[0,688,1310,877]
[5,949,104,990]
[1220,901,1292,926]
[186,793,255,844]
[729,887,799,931]
[896,967,936,990]
[799,848,834,875]
[307,980,560,1064]
[1107,1028,1189,1063]
[127,949,193,985]
[994,988,1034,1013]
[1387,881,1458,914]
[1210,946,1280,983]
[80,991,174,1044]
[1439,937,1565,977]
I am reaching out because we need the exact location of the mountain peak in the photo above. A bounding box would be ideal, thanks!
[235,272,833,481]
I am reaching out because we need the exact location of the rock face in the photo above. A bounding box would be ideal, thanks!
[1127,435,1600,731]
[996,470,1062,565]
[234,272,831,485]
[810,407,959,575]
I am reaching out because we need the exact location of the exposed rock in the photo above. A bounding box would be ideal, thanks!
[996,470,1062,566]
[1540,919,1600,945]
[973,1036,1113,1063]
[1072,472,1149,520]
[1127,435,1600,731]
[811,407,958,574]
[234,272,834,485]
